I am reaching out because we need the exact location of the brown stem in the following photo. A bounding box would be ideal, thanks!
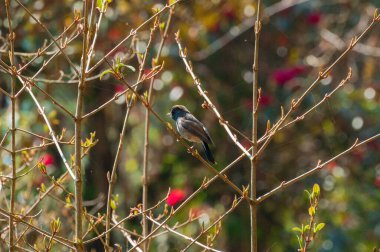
[74,0,89,250]
[5,0,17,250]
[250,1,262,251]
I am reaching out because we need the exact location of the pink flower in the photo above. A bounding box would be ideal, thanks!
[41,154,54,166]
[273,66,305,86]
[307,12,321,25]
[167,189,185,206]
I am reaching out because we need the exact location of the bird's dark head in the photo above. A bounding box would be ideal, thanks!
[168,105,190,120]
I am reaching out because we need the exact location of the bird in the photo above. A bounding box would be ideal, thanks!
[168,105,215,164]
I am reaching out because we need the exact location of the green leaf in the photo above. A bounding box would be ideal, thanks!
[313,184,320,197]
[96,0,103,9]
[41,183,46,193]
[159,22,166,31]
[292,227,302,233]
[308,206,315,217]
[315,223,325,233]
[110,199,117,210]
[117,63,136,72]
[304,189,311,199]
[99,69,114,80]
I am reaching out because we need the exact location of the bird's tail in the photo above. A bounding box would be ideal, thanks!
[202,141,215,164]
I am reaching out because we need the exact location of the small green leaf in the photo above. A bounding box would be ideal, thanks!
[159,22,165,31]
[118,63,136,72]
[65,195,72,208]
[99,69,114,80]
[304,225,310,231]
[292,227,302,233]
[110,199,117,210]
[315,223,325,233]
[41,183,46,193]
[313,184,320,197]
[308,206,315,217]
[304,189,311,199]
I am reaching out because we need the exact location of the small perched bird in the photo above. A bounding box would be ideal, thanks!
[168,105,215,164]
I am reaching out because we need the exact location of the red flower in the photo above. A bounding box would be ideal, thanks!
[273,66,305,86]
[108,27,122,41]
[259,94,273,107]
[167,189,185,206]
[325,161,337,172]
[114,84,126,94]
[307,12,322,25]
[41,154,54,166]
[375,176,380,188]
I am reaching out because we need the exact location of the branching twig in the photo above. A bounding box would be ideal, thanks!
[146,215,222,252]
[255,15,379,162]
[87,0,184,75]
[257,133,380,203]
[175,34,254,161]
[15,0,80,76]
[103,59,250,203]
[258,68,352,144]
[181,196,244,252]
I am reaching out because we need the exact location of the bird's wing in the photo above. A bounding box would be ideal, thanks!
[180,115,213,144]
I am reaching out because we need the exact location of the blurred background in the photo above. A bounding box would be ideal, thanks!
[1,0,380,251]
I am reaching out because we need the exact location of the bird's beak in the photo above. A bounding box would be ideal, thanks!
[166,112,171,117]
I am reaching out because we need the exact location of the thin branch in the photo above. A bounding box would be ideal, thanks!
[31,72,102,84]
[73,0,89,249]
[112,214,143,252]
[257,133,380,203]
[258,68,352,144]
[250,1,262,251]
[5,0,17,250]
[16,76,76,180]
[87,0,184,75]
[103,58,251,203]
[175,33,254,160]
[142,8,174,251]
[181,196,244,252]
[83,195,168,244]
[17,19,81,74]
[15,0,80,76]
[103,15,159,251]
[321,28,380,57]
[255,15,379,162]
[0,171,69,234]
[146,215,222,252]
[0,208,75,250]
[193,0,313,60]
[141,20,160,252]
[82,69,161,119]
